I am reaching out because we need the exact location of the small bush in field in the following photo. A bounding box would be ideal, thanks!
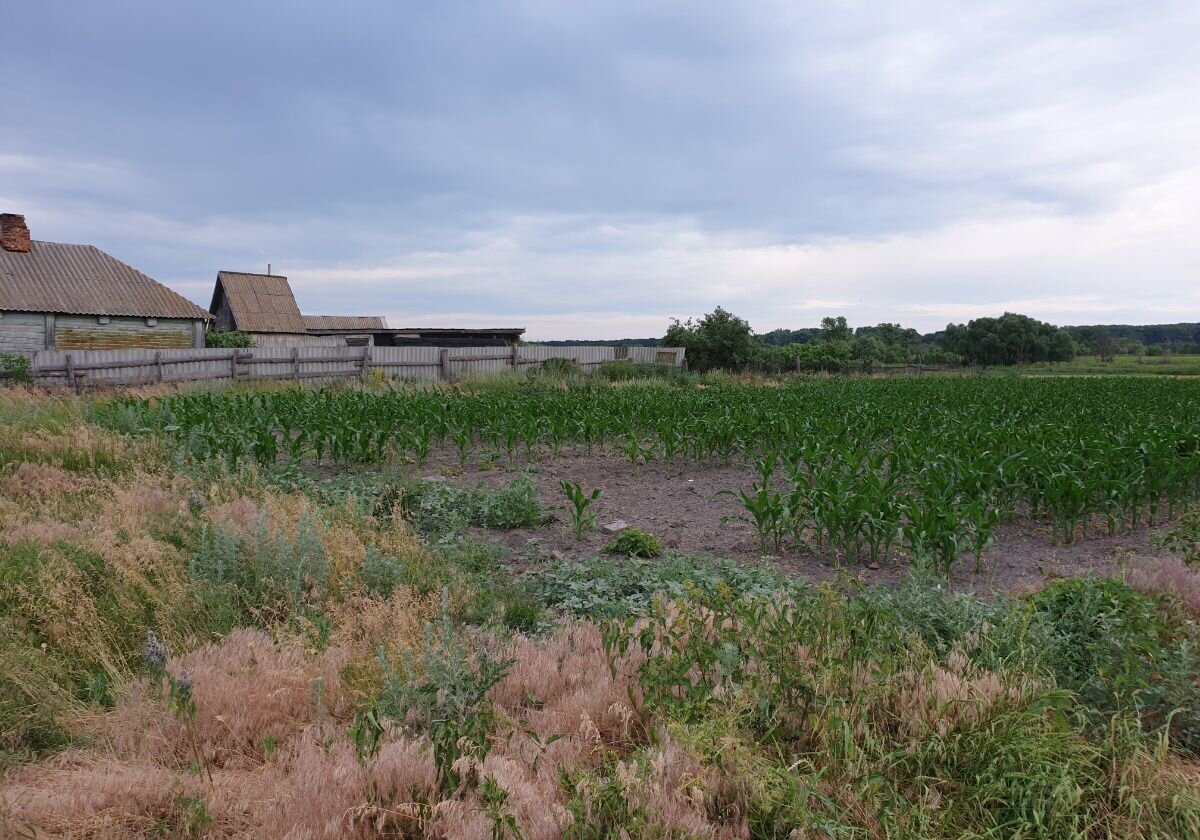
[189,511,331,623]
[603,527,662,558]
[400,477,544,534]
[528,555,791,620]
[360,546,405,597]
[537,357,581,378]
[1028,576,1200,754]
[1155,504,1200,565]
[377,604,513,791]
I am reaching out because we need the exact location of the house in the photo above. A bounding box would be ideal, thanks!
[210,271,525,347]
[0,213,211,352]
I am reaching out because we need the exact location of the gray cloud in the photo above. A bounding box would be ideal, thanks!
[3,1,1198,338]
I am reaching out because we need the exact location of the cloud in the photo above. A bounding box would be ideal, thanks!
[2,1,1198,339]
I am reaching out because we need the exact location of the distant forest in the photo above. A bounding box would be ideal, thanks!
[534,322,1200,350]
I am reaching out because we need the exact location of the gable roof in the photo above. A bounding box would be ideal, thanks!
[302,315,387,332]
[210,271,307,333]
[0,240,211,320]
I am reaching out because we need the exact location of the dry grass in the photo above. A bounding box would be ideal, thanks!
[1126,554,1200,618]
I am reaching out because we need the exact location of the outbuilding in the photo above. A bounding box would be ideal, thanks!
[0,213,210,352]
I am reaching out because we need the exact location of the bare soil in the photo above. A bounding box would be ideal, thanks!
[408,449,1175,596]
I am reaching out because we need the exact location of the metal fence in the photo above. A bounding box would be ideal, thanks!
[7,345,685,389]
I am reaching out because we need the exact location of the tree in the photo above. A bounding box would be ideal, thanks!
[1093,328,1115,363]
[819,316,852,343]
[663,306,756,372]
[940,313,1074,366]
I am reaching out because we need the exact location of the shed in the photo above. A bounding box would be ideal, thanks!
[210,271,383,347]
[210,271,524,348]
[0,213,210,352]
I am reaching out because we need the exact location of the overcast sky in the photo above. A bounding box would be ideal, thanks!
[3,2,1198,339]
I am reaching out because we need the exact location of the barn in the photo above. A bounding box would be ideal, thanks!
[209,271,525,347]
[209,271,385,347]
[0,214,211,352]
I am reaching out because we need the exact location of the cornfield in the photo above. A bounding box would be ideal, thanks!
[100,378,1200,571]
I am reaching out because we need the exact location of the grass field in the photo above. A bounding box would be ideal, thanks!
[1012,353,1200,377]
[3,376,1200,839]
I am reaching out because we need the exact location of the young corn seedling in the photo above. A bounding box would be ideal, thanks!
[560,480,602,540]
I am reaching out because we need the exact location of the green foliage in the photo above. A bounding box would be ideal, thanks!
[376,602,513,791]
[204,330,255,348]
[602,527,662,558]
[400,477,544,535]
[0,353,33,385]
[1155,504,1200,564]
[942,311,1075,366]
[595,359,695,385]
[360,546,406,597]
[663,306,757,372]
[600,579,1200,836]
[189,511,331,624]
[528,555,792,620]
[560,480,601,540]
[481,775,525,840]
[1028,577,1200,753]
[536,356,581,379]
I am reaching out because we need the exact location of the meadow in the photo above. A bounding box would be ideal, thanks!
[1009,353,1200,378]
[2,372,1200,839]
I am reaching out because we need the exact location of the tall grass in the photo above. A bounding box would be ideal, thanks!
[4,386,1200,838]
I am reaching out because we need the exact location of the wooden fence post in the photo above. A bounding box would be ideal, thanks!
[439,348,451,382]
[291,347,300,380]
[511,344,519,368]
[360,344,372,381]
[154,351,163,384]
[65,353,78,393]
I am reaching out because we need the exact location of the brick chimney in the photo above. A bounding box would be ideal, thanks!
[0,214,31,253]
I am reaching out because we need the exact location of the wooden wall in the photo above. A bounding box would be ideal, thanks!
[250,333,348,348]
[54,315,200,350]
[0,311,46,354]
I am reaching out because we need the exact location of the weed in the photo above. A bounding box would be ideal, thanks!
[602,527,662,558]
[377,602,514,791]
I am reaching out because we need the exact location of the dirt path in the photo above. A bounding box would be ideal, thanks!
[411,448,1175,595]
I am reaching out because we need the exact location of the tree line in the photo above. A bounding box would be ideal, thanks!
[663,308,1083,373]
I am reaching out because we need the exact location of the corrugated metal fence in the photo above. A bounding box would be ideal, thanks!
[13,345,685,388]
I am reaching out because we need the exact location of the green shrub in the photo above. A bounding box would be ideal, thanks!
[399,477,544,534]
[538,356,582,378]
[1028,576,1200,754]
[528,555,792,620]
[602,527,662,558]
[189,511,331,624]
[360,546,406,597]
[376,604,513,791]
[595,360,694,386]
[204,330,254,348]
[0,353,33,385]
[1155,504,1200,564]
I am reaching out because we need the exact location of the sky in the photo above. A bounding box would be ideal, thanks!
[2,1,1198,340]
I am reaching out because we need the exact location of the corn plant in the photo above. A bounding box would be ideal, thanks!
[560,480,602,540]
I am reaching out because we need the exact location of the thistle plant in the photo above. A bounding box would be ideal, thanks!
[560,480,601,541]
[145,630,210,783]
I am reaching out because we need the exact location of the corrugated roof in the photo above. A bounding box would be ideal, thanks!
[386,327,526,335]
[303,314,387,331]
[0,240,211,320]
[211,271,307,333]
